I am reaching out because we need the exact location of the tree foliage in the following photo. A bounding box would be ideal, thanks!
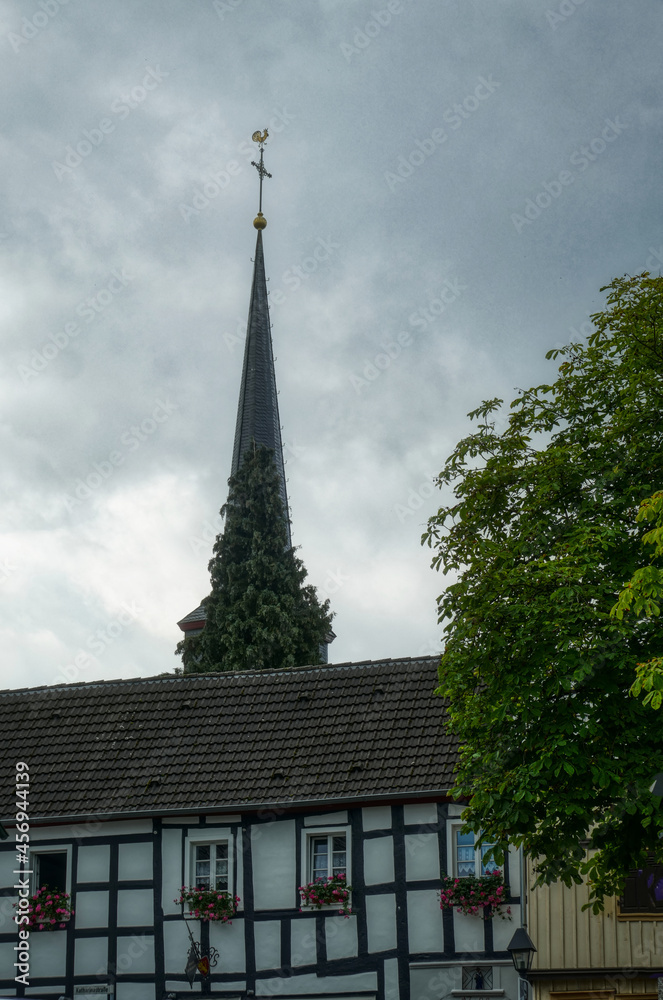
[177,443,333,673]
[613,490,663,708]
[423,273,663,909]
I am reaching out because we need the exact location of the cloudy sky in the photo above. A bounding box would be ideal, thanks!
[1,0,660,689]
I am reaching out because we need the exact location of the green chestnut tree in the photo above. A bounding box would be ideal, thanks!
[423,273,663,910]
[178,443,333,673]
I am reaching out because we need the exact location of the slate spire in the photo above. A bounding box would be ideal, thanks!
[231,225,291,546]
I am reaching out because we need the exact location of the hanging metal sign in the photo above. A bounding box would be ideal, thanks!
[182,916,219,985]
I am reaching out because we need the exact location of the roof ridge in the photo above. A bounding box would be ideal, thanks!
[0,654,441,696]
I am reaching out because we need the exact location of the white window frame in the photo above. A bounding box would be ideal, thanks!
[29,845,72,896]
[300,825,351,901]
[183,828,234,912]
[447,823,499,879]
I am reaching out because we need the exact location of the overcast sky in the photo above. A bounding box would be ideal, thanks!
[1,0,660,689]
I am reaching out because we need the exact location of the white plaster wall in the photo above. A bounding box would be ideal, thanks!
[75,890,109,928]
[0,897,15,937]
[405,834,440,882]
[410,964,459,1000]
[255,919,282,970]
[118,841,153,880]
[256,971,378,995]
[163,919,192,974]
[161,827,182,916]
[363,806,392,831]
[74,936,109,976]
[115,984,154,1000]
[29,929,67,977]
[364,837,395,885]
[452,910,484,952]
[236,828,245,906]
[407,890,443,953]
[365,893,397,952]
[507,845,521,895]
[384,956,400,1000]
[326,914,358,959]
[209,917,246,973]
[0,940,16,982]
[115,934,155,975]
[404,804,438,827]
[448,804,464,818]
[206,814,241,823]
[31,820,152,841]
[165,982,244,994]
[494,907,520,950]
[304,812,348,826]
[291,917,318,966]
[77,844,110,882]
[252,820,296,910]
[117,888,153,926]
[0,849,16,889]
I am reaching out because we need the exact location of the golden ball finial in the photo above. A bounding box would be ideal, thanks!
[253,212,267,230]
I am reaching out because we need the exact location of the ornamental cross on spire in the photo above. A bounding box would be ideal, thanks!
[251,129,271,227]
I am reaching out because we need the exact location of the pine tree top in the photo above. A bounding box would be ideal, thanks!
[178,443,333,673]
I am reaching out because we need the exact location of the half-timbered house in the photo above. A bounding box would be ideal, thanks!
[0,656,524,999]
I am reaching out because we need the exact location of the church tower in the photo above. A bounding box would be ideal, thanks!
[177,130,333,661]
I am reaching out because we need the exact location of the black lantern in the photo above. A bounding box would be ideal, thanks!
[507,927,537,974]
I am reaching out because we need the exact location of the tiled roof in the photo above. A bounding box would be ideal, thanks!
[0,656,453,822]
[177,604,207,629]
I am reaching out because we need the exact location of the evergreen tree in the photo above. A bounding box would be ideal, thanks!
[178,443,333,673]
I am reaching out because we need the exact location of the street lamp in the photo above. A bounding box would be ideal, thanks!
[507,927,537,974]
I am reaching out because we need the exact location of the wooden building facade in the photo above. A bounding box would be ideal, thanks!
[527,856,663,1000]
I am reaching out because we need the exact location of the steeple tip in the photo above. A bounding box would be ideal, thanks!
[251,129,271,230]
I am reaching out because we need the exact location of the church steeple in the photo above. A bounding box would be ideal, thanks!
[231,230,291,545]
[177,131,334,662]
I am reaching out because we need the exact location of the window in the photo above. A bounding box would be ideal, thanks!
[183,828,234,900]
[462,967,493,990]
[30,848,71,895]
[310,833,347,880]
[619,859,663,916]
[452,827,498,877]
[300,825,351,890]
[193,843,229,891]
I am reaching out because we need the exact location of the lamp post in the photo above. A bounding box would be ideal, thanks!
[507,927,537,1000]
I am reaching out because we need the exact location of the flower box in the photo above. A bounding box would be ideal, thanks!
[15,886,74,930]
[439,871,511,919]
[176,886,240,923]
[299,873,352,917]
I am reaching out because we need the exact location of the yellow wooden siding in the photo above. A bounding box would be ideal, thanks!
[535,977,658,1000]
[527,859,663,972]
